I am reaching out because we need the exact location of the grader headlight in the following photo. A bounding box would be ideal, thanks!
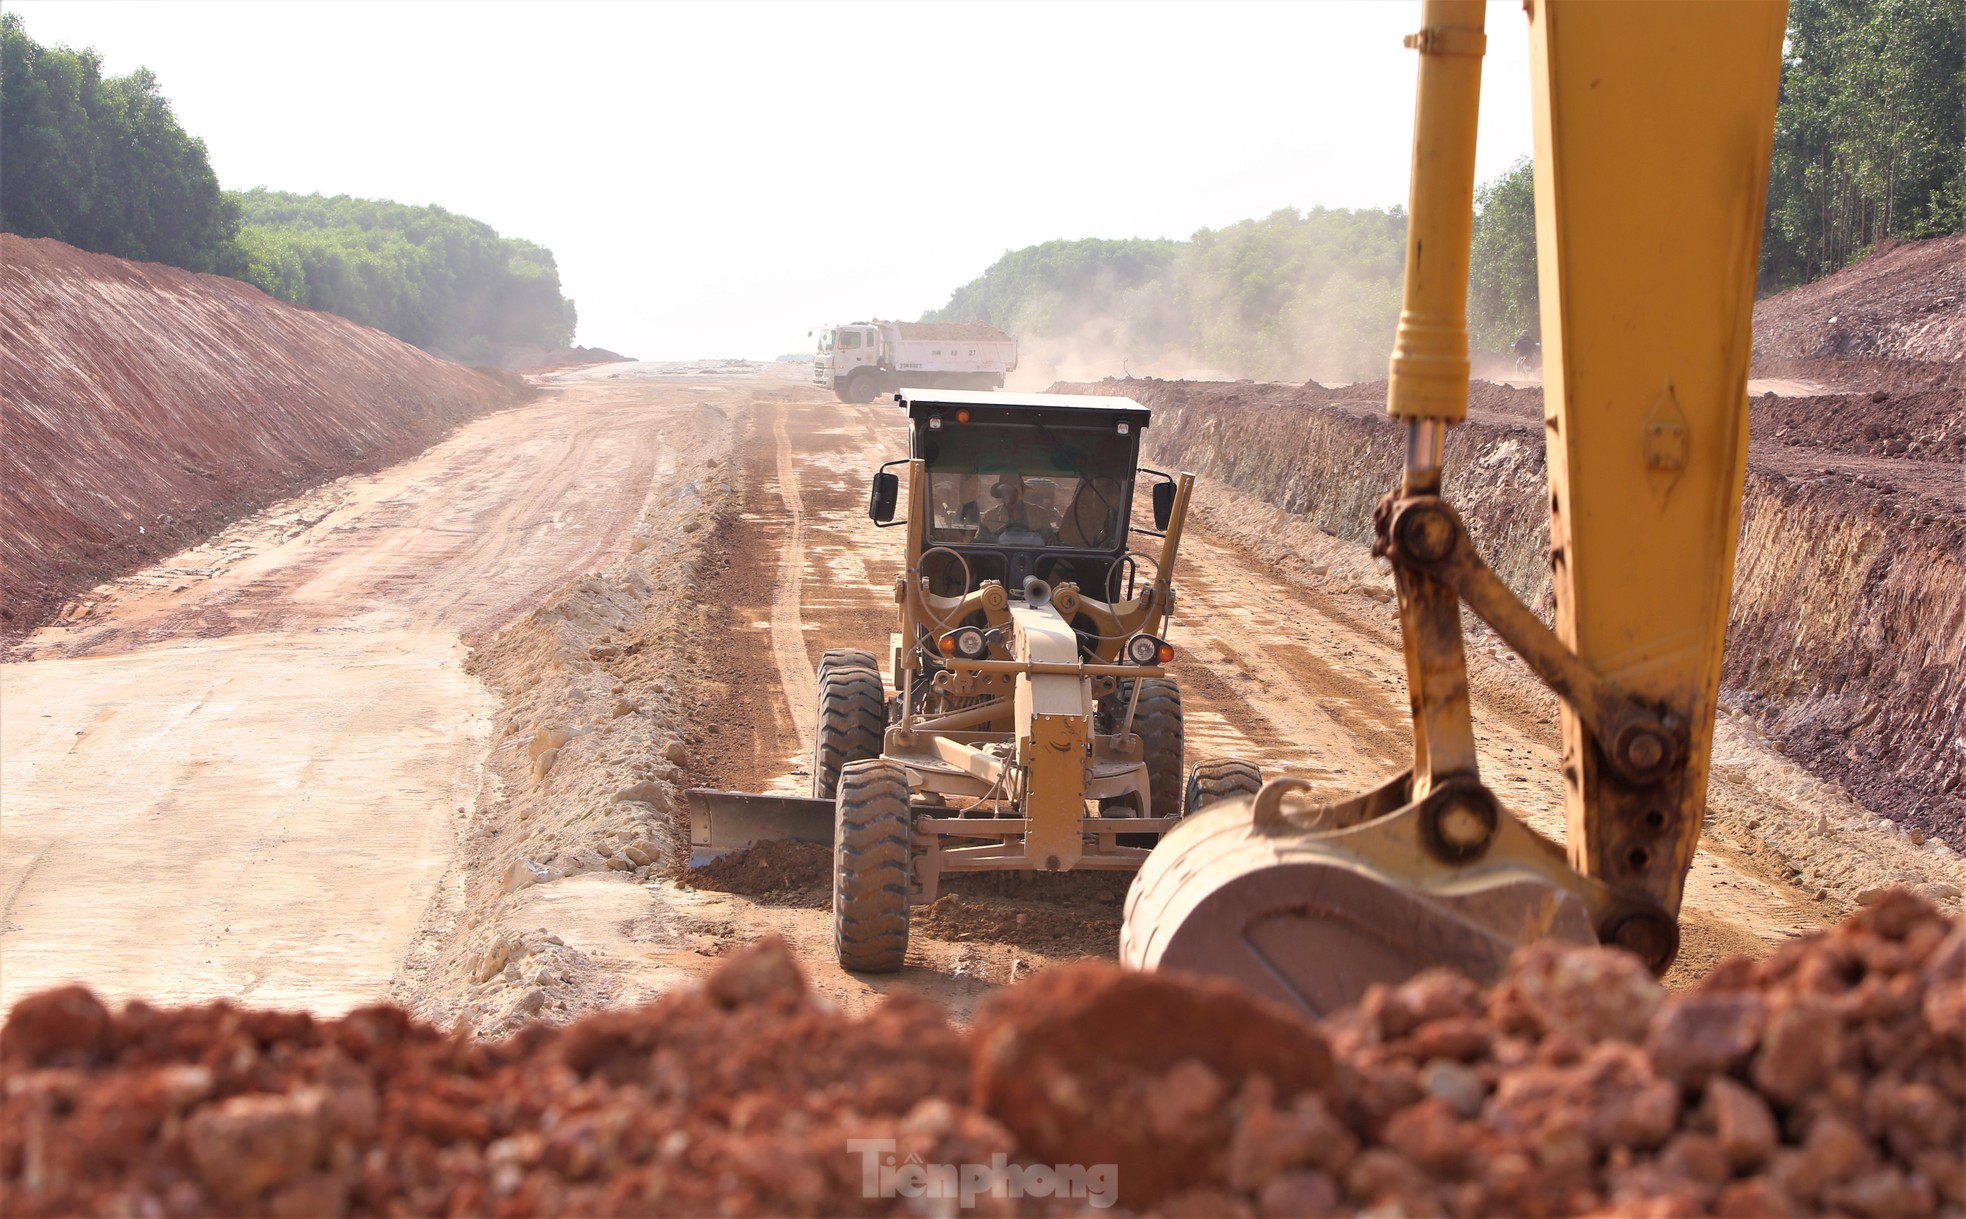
[942,626,989,660]
[1126,633,1173,665]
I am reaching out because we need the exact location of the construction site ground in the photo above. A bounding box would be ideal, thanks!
[7,362,1960,1034]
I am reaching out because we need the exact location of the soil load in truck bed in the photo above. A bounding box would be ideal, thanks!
[3,893,1959,1216]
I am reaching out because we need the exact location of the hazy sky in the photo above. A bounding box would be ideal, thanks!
[10,1,1537,359]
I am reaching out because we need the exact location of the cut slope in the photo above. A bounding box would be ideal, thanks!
[0,235,531,633]
[1059,376,1965,841]
[1753,233,1965,379]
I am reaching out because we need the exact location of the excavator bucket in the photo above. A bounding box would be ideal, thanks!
[1120,777,1602,1018]
[685,789,833,867]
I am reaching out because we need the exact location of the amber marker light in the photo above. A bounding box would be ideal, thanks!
[1157,642,1176,663]
[939,635,958,656]
[954,408,971,423]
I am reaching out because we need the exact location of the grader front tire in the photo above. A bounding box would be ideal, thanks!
[833,758,913,973]
[813,663,884,800]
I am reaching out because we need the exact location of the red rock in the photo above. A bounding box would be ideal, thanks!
[1581,1049,1679,1152]
[1,986,111,1066]
[1406,1016,1491,1062]
[1145,1059,1228,1141]
[1867,1076,1961,1158]
[1657,1132,1730,1186]
[1922,923,1964,1041]
[1752,995,1842,1104]
[1256,1169,1340,1218]
[1493,942,1662,1043]
[1914,1147,1966,1206]
[1382,1097,1476,1178]
[1369,969,1484,1039]
[1342,1147,1419,1203]
[1645,990,1765,1085]
[1224,1078,1355,1190]
[1766,1148,1825,1208]
[970,962,1332,1207]
[1715,1176,1802,1218]
[1849,888,1939,941]
[183,1088,331,1208]
[702,935,806,1009]
[1155,1186,1258,1217]
[1825,1164,1938,1217]
[1705,1076,1778,1169]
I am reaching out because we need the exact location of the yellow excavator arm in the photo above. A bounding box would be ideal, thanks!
[1122,0,1787,1012]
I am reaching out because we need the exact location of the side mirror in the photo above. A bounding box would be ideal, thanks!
[1152,480,1176,531]
[869,471,900,523]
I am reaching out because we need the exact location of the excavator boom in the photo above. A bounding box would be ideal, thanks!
[1123,0,1788,1012]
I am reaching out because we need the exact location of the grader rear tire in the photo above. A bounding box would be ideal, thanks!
[1131,678,1185,819]
[1185,758,1263,815]
[813,663,885,800]
[833,758,913,973]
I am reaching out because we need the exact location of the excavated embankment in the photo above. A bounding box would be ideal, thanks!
[1056,377,1965,839]
[0,235,532,635]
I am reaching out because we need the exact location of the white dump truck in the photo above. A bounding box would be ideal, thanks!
[814,320,1018,403]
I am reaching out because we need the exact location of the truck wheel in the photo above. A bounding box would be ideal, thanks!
[844,373,882,404]
[834,758,913,972]
[1185,758,1263,815]
[1129,678,1184,819]
[813,663,885,800]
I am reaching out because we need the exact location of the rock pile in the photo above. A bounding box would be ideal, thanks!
[4,893,1959,1216]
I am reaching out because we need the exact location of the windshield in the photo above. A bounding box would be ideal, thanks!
[921,424,1133,550]
[816,329,834,353]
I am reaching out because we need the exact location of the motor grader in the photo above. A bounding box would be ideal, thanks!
[690,388,1262,971]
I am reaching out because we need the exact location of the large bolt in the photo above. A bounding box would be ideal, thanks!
[1606,909,1679,974]
[1436,802,1490,850]
[1419,782,1496,862]
[1615,724,1672,778]
[1396,502,1457,564]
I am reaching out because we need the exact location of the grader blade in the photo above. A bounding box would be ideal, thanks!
[685,789,834,866]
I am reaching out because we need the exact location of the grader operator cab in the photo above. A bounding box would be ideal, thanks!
[689,389,1262,971]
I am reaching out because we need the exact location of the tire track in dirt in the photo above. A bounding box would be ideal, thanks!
[768,405,817,759]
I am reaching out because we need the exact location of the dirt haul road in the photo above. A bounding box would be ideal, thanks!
[0,373,742,1014]
[6,370,1955,1032]
[677,390,1962,1012]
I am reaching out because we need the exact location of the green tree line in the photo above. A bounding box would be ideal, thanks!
[1761,0,1964,289]
[931,0,1960,378]
[0,12,236,273]
[1,13,577,359]
[926,213,1409,383]
[232,191,577,360]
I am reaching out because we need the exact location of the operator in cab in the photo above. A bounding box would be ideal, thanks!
[977,473,1061,544]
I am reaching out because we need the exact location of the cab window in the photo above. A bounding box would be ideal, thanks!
[921,424,1133,551]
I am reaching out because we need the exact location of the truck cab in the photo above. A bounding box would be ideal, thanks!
[813,321,1018,403]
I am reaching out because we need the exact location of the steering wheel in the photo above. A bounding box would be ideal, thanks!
[918,545,975,631]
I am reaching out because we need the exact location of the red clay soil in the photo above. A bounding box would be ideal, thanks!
[1751,233,1965,388]
[680,839,833,907]
[3,894,1958,1217]
[0,235,531,636]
